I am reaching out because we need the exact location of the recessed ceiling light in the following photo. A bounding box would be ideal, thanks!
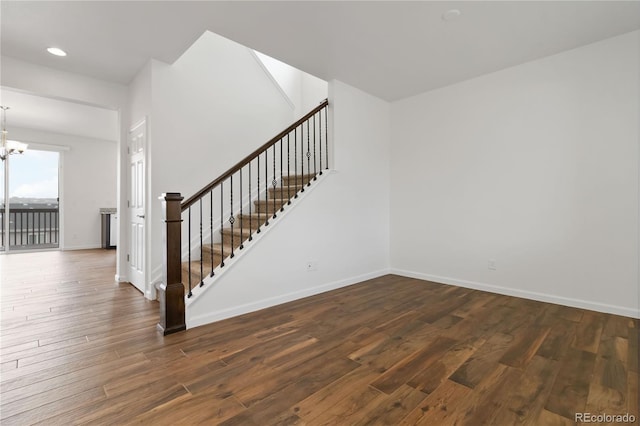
[47,47,67,57]
[442,9,462,22]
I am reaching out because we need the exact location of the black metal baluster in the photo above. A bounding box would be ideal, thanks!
[294,127,299,198]
[188,207,192,297]
[264,150,269,225]
[230,175,235,259]
[287,134,291,204]
[300,124,305,193]
[199,199,203,286]
[256,154,261,233]
[325,105,329,170]
[239,168,244,250]
[313,113,317,180]
[220,182,225,267]
[249,161,253,240]
[272,144,277,219]
[280,138,284,212]
[319,111,323,175]
[306,120,311,187]
[210,190,214,277]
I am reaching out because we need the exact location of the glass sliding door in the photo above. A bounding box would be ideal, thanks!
[4,149,60,251]
[0,158,4,251]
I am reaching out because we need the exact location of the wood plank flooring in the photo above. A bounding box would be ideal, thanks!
[1,249,638,425]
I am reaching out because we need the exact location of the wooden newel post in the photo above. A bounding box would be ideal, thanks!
[157,192,186,335]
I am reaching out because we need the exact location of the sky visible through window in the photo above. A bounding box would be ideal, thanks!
[3,149,59,204]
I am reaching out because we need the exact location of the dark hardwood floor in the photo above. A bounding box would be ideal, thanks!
[1,249,638,425]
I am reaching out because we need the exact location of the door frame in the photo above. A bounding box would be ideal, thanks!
[127,118,149,297]
[1,142,67,252]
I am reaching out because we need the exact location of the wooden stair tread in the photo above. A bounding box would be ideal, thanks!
[254,198,289,204]
[221,227,254,236]
[183,172,320,287]
[202,243,235,255]
[269,184,306,191]
[238,212,272,218]
[284,173,316,179]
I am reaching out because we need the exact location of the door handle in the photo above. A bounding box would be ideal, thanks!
[137,215,145,219]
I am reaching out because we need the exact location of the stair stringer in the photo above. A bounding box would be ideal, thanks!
[185,171,329,323]
[185,169,388,329]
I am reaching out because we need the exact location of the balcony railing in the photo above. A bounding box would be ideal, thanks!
[0,208,59,251]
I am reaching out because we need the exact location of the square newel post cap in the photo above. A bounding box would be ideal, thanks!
[159,192,184,202]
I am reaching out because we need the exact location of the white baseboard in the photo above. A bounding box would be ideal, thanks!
[62,244,103,251]
[114,274,127,282]
[391,268,640,319]
[187,268,390,329]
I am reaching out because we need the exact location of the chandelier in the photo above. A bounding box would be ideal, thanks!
[1,106,28,161]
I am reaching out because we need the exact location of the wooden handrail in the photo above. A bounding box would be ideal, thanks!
[181,99,329,210]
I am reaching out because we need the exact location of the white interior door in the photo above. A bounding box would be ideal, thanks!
[128,120,146,293]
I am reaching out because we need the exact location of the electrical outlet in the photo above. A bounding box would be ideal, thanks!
[488,259,497,270]
[306,261,318,272]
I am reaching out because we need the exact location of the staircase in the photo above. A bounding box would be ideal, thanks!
[181,173,316,288]
[158,100,329,335]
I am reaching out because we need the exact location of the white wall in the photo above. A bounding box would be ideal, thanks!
[187,79,391,327]
[253,50,328,119]
[390,31,639,318]
[9,127,117,250]
[301,72,329,116]
[253,51,300,114]
[1,56,126,110]
[128,61,152,126]
[143,31,296,296]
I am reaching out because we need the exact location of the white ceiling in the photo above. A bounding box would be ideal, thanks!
[2,1,640,101]
[0,88,119,142]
